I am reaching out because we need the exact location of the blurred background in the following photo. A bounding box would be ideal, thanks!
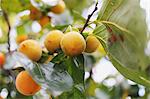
[0,0,150,99]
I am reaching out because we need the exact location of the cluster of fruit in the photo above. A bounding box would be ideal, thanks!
[30,0,66,27]
[0,0,100,96]
[11,30,99,96]
[16,0,66,44]
[18,30,100,61]
[0,30,100,96]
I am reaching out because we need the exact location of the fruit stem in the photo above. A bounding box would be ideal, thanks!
[80,1,98,34]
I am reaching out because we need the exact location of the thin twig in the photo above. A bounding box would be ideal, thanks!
[80,1,98,34]
[0,1,16,83]
[1,0,11,52]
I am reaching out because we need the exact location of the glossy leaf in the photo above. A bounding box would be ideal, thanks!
[95,0,150,87]
[64,55,85,85]
[16,53,73,92]
[65,25,79,33]
[26,62,73,92]
[108,53,150,88]
[93,23,109,42]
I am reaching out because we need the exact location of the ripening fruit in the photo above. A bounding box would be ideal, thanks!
[16,34,28,44]
[51,0,66,14]
[44,30,64,53]
[18,40,42,61]
[0,96,3,99]
[85,35,100,53]
[39,16,51,27]
[30,5,42,20]
[16,71,41,96]
[60,32,86,56]
[0,52,5,68]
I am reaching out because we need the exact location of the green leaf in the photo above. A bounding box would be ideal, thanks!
[98,0,123,20]
[16,52,73,92]
[1,0,30,13]
[37,51,50,63]
[93,23,109,42]
[103,21,149,70]
[45,24,69,32]
[51,51,66,64]
[52,53,85,87]
[85,79,98,96]
[72,10,86,22]
[64,0,93,13]
[96,33,150,88]
[16,25,26,35]
[64,55,85,85]
[65,25,79,33]
[16,21,32,35]
[28,62,73,91]
[0,16,8,43]
[108,53,150,88]
[96,0,150,85]
[98,0,148,48]
[57,87,86,99]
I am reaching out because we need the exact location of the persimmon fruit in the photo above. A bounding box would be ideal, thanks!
[30,5,42,20]
[60,32,86,56]
[0,52,5,68]
[51,0,66,14]
[16,34,28,44]
[16,71,41,96]
[44,30,64,53]
[18,40,42,61]
[39,16,51,27]
[85,35,100,53]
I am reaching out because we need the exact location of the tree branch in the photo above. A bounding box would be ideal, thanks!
[0,1,16,83]
[1,1,11,52]
[80,1,98,34]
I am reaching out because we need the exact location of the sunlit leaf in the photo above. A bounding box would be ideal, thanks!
[4,52,28,69]
[93,23,109,42]
[108,53,150,88]
[24,62,73,92]
[1,0,30,13]
[65,25,79,33]
[15,52,73,92]
[0,16,8,43]
[96,0,150,87]
[64,55,85,85]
